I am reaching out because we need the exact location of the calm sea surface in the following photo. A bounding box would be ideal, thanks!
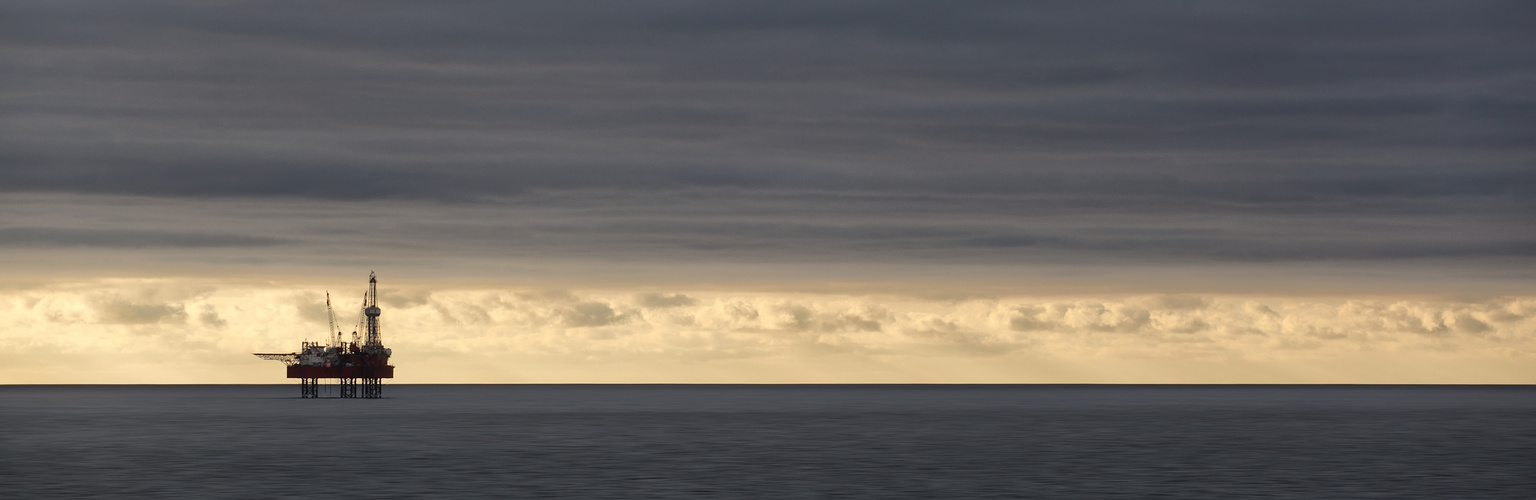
[1,385,1532,499]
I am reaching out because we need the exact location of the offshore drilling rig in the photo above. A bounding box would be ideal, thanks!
[254,272,395,398]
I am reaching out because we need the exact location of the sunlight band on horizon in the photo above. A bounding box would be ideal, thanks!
[2,278,1530,384]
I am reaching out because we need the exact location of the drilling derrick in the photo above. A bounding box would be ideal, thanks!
[253,272,395,398]
[365,273,382,348]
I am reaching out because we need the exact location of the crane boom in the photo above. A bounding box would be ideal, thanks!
[325,292,339,347]
[253,353,299,366]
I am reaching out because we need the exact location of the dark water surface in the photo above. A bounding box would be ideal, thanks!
[1,385,1532,499]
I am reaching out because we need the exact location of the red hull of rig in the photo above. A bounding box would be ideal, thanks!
[255,272,395,398]
[287,366,396,379]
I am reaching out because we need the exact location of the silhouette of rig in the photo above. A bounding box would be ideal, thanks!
[255,272,394,398]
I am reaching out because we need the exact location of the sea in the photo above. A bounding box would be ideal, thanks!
[1,385,1532,499]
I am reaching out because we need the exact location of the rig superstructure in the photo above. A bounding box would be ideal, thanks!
[255,272,394,398]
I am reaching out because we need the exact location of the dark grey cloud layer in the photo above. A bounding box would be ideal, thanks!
[0,227,288,248]
[1,1,1532,265]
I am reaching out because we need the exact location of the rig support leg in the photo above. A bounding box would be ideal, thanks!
[362,377,382,399]
[339,377,357,398]
[300,378,319,398]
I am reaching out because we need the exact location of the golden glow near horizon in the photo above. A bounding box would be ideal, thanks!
[1,277,1530,384]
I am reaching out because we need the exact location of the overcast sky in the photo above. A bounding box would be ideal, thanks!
[2,1,1532,383]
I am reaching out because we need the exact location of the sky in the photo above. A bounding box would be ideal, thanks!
[2,1,1532,383]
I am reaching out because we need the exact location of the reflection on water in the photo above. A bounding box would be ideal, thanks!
[2,385,1532,498]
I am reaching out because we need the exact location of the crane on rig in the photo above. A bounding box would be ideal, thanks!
[326,292,340,347]
[253,272,395,398]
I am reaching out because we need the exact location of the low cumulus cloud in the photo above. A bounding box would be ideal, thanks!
[287,294,331,325]
[379,289,432,308]
[768,303,887,333]
[2,280,1534,383]
[635,293,697,309]
[562,302,625,328]
[197,304,227,329]
[92,297,187,325]
[77,283,220,325]
[349,289,1536,364]
[516,290,580,304]
[905,317,1026,356]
